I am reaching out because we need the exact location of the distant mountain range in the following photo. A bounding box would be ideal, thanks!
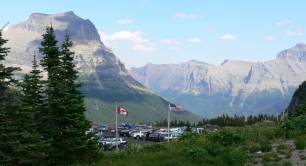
[3,11,199,124]
[130,44,306,118]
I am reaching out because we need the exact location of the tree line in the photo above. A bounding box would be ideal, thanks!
[0,26,98,165]
[155,114,278,128]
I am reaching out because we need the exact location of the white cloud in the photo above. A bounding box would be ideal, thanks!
[220,34,237,40]
[276,19,292,26]
[175,12,197,19]
[116,18,132,25]
[286,30,304,37]
[263,36,275,41]
[188,37,201,43]
[160,39,179,45]
[99,30,156,52]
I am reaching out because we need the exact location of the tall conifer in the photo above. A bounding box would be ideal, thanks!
[0,29,23,165]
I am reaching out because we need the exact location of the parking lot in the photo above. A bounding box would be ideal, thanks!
[93,124,187,151]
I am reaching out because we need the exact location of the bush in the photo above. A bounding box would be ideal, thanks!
[281,115,306,137]
[248,142,261,153]
[282,160,292,166]
[260,141,272,152]
[205,142,225,156]
[183,146,209,163]
[208,129,245,146]
[295,135,306,150]
[277,144,292,158]
[218,148,248,166]
[262,152,280,163]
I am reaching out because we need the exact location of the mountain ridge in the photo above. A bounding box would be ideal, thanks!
[130,44,306,117]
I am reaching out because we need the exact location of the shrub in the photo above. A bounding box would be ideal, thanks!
[262,152,280,163]
[183,146,209,163]
[277,144,292,158]
[260,141,272,152]
[295,135,306,150]
[205,142,224,156]
[280,115,306,137]
[218,148,248,166]
[208,129,245,146]
[282,160,292,166]
[248,142,261,153]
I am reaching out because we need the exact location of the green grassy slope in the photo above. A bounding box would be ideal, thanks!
[84,95,199,124]
[85,115,306,166]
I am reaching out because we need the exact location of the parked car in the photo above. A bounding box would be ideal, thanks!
[99,138,128,150]
[163,133,178,141]
[131,131,146,139]
[119,128,130,136]
[147,132,164,142]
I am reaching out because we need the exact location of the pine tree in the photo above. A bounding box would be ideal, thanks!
[39,26,65,164]
[39,26,62,127]
[39,27,98,164]
[18,53,49,165]
[0,28,22,165]
[56,34,98,163]
[21,54,45,124]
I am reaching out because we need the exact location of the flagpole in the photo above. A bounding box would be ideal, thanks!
[115,104,119,151]
[167,104,170,142]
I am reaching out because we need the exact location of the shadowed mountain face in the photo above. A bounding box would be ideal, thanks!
[130,44,306,118]
[286,81,306,117]
[3,11,199,123]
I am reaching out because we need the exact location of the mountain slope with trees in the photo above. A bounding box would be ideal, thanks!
[3,11,199,123]
[286,80,306,117]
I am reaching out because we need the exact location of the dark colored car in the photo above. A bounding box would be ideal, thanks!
[147,132,164,142]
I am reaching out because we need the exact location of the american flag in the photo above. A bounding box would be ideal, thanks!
[169,103,185,113]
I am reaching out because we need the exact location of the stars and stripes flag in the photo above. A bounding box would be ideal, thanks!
[116,107,128,116]
[169,103,185,113]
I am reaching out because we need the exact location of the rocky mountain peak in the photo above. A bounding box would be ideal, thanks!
[11,11,102,44]
[29,11,78,20]
[276,43,306,61]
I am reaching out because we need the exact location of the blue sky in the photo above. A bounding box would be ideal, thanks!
[1,0,306,68]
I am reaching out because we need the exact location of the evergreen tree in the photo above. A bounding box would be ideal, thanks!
[39,27,98,164]
[18,53,49,165]
[39,26,64,164]
[0,29,21,165]
[57,34,98,163]
[21,54,45,126]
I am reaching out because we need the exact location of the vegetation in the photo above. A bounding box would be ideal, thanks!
[87,113,305,166]
[155,114,278,128]
[0,27,99,165]
[198,114,277,127]
[287,80,306,117]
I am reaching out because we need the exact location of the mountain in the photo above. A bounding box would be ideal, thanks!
[130,44,306,118]
[3,11,199,124]
[286,81,306,117]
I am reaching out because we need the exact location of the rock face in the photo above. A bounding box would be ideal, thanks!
[130,44,306,117]
[3,11,199,123]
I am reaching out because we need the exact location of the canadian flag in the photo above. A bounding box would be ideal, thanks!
[117,107,128,116]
